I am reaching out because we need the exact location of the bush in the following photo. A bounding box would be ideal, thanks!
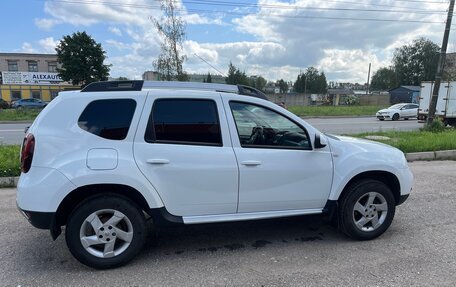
[0,145,21,177]
[421,118,446,133]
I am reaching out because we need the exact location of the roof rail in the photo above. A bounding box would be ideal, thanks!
[81,80,144,92]
[81,80,269,101]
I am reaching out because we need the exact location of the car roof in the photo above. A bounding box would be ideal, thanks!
[80,80,269,101]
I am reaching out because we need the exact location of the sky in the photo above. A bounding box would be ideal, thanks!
[0,0,454,83]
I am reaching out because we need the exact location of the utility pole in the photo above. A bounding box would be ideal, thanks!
[366,62,371,96]
[427,0,455,125]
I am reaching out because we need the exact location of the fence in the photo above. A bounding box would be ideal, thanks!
[266,93,390,106]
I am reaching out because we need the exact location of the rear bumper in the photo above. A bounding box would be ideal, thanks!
[18,206,55,230]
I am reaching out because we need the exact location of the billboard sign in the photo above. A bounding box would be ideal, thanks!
[1,71,67,85]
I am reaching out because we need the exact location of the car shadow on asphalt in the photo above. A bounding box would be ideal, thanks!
[138,215,347,259]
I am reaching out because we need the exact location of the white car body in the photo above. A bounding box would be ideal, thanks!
[16,81,413,268]
[376,103,419,121]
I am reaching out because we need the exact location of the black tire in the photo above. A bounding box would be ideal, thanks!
[392,113,400,121]
[66,194,147,269]
[339,179,396,240]
[404,118,409,120]
[379,118,384,121]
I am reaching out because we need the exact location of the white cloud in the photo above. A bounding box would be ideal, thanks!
[35,18,60,30]
[108,27,123,36]
[34,0,451,82]
[21,42,36,53]
[38,37,58,53]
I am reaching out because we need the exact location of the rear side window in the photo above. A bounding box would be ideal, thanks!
[78,99,136,140]
[145,99,222,146]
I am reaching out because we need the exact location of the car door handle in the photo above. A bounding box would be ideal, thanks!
[146,159,170,164]
[240,160,262,166]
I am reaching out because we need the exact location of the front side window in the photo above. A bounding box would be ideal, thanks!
[230,101,310,149]
[28,61,38,72]
[7,61,18,71]
[78,99,136,140]
[145,99,222,146]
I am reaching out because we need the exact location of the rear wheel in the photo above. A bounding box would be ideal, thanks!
[339,180,396,240]
[66,195,147,269]
[392,113,400,121]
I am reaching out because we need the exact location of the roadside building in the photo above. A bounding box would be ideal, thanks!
[0,53,78,103]
[388,86,420,104]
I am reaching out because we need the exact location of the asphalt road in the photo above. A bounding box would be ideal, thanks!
[0,122,29,145]
[1,161,456,286]
[0,117,423,144]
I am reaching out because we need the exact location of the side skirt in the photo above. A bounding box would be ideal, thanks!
[182,208,323,224]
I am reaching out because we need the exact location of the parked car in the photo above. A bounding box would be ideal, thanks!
[376,103,419,121]
[17,81,413,269]
[0,99,10,109]
[11,98,48,109]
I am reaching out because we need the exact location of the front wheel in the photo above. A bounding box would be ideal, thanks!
[392,113,400,121]
[339,180,396,240]
[66,195,147,269]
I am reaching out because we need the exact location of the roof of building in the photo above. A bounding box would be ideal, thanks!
[0,52,57,58]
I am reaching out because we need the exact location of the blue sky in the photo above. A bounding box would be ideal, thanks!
[0,0,452,83]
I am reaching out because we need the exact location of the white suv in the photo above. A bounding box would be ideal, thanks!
[17,81,413,269]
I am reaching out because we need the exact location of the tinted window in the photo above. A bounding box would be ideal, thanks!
[145,99,222,146]
[78,99,136,140]
[230,101,310,149]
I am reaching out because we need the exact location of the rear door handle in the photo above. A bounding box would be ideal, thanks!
[146,159,170,164]
[240,160,262,166]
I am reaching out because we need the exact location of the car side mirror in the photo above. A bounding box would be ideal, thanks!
[314,133,327,149]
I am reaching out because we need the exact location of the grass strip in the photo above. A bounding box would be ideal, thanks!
[0,145,20,177]
[351,129,456,153]
[0,109,41,121]
[289,105,386,117]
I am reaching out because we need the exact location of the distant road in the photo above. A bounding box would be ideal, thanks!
[0,117,423,145]
[0,123,29,145]
[305,116,423,135]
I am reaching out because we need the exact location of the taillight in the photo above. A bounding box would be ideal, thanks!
[21,134,35,173]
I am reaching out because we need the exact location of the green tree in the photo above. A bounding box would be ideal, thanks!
[252,76,267,91]
[277,79,288,93]
[294,67,327,94]
[55,31,110,86]
[370,67,398,90]
[225,62,250,85]
[206,72,212,83]
[393,38,439,86]
[153,0,188,81]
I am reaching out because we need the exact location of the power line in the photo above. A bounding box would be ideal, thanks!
[36,0,449,25]
[193,53,226,76]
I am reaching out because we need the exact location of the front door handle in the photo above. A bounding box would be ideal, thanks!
[146,159,170,164]
[241,160,262,166]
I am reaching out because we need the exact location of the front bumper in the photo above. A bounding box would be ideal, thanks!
[376,114,391,120]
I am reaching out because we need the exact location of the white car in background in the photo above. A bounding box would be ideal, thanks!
[376,103,419,121]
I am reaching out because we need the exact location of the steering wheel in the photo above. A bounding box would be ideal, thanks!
[247,126,265,144]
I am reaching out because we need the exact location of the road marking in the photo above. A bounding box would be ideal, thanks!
[0,129,24,132]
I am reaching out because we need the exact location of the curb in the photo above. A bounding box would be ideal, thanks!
[0,176,19,188]
[1,150,455,189]
[0,121,33,124]
[406,150,456,162]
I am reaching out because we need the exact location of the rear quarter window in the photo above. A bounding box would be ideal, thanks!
[78,99,136,140]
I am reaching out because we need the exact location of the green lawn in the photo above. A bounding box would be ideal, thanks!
[0,145,20,177]
[352,129,456,153]
[0,109,41,121]
[289,105,386,117]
